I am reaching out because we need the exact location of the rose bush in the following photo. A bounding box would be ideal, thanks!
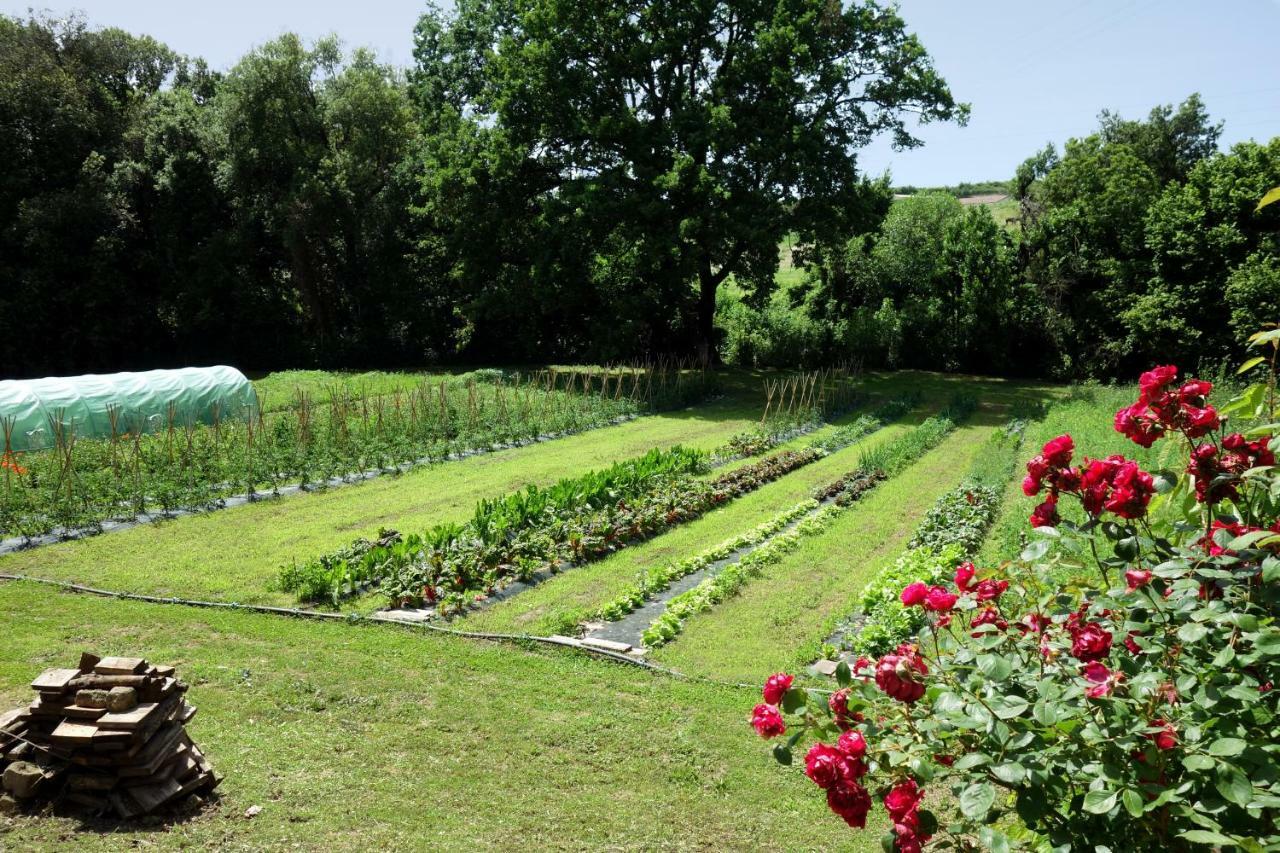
[748,334,1280,851]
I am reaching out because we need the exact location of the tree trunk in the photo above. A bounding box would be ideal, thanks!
[697,255,719,366]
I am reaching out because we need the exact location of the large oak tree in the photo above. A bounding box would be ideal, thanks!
[414,0,965,360]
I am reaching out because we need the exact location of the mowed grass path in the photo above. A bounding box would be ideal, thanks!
[649,420,997,682]
[457,412,930,637]
[0,397,765,607]
[0,580,878,851]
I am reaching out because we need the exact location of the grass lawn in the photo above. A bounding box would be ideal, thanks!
[648,420,999,682]
[0,579,880,851]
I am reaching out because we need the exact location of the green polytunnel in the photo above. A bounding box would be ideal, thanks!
[0,366,259,452]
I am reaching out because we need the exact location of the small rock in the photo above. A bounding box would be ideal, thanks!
[3,762,45,799]
[812,659,839,677]
[244,804,262,819]
[0,793,19,814]
[106,686,137,713]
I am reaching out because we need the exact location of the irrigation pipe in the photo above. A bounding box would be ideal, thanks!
[0,573,755,692]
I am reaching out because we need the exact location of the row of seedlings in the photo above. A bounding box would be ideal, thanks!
[640,397,979,648]
[277,442,828,613]
[818,419,1028,663]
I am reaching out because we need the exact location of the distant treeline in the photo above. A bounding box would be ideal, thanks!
[720,95,1280,378]
[891,180,1011,197]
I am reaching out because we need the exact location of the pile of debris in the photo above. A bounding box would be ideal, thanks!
[0,652,220,818]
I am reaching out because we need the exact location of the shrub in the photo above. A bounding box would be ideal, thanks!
[747,343,1280,850]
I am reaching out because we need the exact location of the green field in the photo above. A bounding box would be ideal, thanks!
[0,367,1064,850]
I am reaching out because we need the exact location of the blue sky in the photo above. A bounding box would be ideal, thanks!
[8,0,1280,186]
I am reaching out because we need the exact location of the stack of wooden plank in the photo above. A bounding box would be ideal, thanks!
[0,652,220,818]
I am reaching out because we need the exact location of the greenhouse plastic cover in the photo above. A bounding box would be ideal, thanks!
[0,366,259,452]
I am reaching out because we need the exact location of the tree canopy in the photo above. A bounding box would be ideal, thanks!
[412,0,967,359]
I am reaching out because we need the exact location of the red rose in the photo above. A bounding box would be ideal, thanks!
[1021,474,1042,496]
[1070,622,1112,662]
[1182,405,1220,438]
[934,753,955,767]
[900,581,928,607]
[1083,661,1120,698]
[974,578,1009,602]
[1052,466,1082,491]
[1026,454,1050,482]
[954,562,977,592]
[874,645,928,704]
[828,687,851,718]
[1179,379,1213,403]
[1041,434,1075,468]
[826,781,871,828]
[837,730,867,759]
[1115,402,1164,448]
[883,778,924,822]
[1138,365,1178,403]
[894,825,926,853]
[970,606,1008,636]
[1019,612,1051,635]
[762,672,793,705]
[1148,719,1177,751]
[1124,569,1152,591]
[750,703,785,739]
[804,742,846,789]
[1124,630,1143,654]
[923,585,958,612]
[1029,494,1059,528]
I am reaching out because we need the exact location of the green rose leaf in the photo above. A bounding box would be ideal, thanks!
[772,744,792,766]
[835,660,852,687]
[780,688,806,714]
[1032,700,1059,726]
[992,696,1029,720]
[1180,830,1235,845]
[960,782,996,819]
[1207,738,1247,757]
[991,762,1026,784]
[1083,789,1118,815]
[1121,788,1144,817]
[1178,622,1209,643]
[1214,762,1252,806]
[977,827,1012,853]
[976,654,1012,682]
[954,752,990,771]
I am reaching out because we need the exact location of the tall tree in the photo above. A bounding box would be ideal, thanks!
[413,0,965,360]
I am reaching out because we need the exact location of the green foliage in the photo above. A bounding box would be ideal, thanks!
[839,420,1018,656]
[764,356,1280,849]
[412,0,965,358]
